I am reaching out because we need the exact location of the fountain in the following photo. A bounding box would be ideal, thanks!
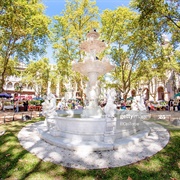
[18,29,170,169]
[36,29,151,151]
[72,29,114,118]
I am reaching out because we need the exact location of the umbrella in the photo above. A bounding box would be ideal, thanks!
[0,92,12,98]
[127,97,133,101]
[174,92,180,98]
[32,97,44,100]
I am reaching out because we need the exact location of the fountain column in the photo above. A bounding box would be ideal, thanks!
[72,29,115,117]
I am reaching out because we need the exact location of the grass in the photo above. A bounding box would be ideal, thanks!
[0,117,179,180]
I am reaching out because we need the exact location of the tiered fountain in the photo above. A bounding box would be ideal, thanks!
[18,29,170,169]
[72,29,115,117]
[38,29,150,151]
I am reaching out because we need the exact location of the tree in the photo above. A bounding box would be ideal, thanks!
[130,0,180,47]
[0,0,51,92]
[51,0,99,100]
[100,7,159,100]
[22,58,57,96]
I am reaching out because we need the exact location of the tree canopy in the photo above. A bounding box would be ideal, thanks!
[0,0,51,91]
[130,0,180,47]
[51,0,99,97]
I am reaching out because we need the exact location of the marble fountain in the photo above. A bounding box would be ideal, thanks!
[18,29,170,169]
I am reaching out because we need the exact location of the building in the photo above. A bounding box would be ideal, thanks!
[4,63,36,100]
[130,70,180,102]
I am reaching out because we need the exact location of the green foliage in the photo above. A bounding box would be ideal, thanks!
[101,7,151,99]
[22,58,58,95]
[51,0,100,95]
[130,0,180,47]
[28,100,43,105]
[0,119,179,179]
[0,0,51,91]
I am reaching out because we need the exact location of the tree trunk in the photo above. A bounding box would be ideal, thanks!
[0,72,5,92]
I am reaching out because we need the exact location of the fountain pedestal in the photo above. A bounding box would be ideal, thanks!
[72,30,115,117]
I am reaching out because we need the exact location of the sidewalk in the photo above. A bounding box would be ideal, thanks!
[148,110,180,121]
[0,110,179,124]
[0,110,41,124]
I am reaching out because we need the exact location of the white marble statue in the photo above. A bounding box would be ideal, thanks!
[104,88,117,117]
[42,93,57,118]
[131,96,146,111]
[42,93,59,134]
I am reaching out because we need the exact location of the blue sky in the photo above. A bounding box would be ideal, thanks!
[43,0,130,16]
[42,0,131,63]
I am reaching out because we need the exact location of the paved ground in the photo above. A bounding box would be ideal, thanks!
[148,110,180,120]
[0,109,179,124]
[0,110,41,124]
[1,110,178,169]
[18,121,170,169]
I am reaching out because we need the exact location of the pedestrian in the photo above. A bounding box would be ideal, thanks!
[178,99,180,111]
[57,99,63,110]
[168,99,174,111]
[23,100,28,111]
[14,100,19,112]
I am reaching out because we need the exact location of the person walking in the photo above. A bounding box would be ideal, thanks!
[23,100,28,111]
[168,99,174,111]
[14,100,19,112]
[178,99,180,111]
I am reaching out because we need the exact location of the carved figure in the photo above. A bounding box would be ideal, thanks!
[104,88,117,117]
[42,93,59,134]
[42,93,57,118]
[131,96,146,111]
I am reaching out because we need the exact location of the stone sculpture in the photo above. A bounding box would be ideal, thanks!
[42,93,59,135]
[104,88,117,117]
[131,96,146,111]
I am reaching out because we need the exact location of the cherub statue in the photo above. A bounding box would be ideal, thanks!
[131,96,146,111]
[42,93,57,118]
[104,88,117,117]
[42,93,59,133]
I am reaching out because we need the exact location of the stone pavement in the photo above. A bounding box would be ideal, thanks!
[18,121,169,169]
[0,110,41,124]
[0,109,179,126]
[0,110,179,124]
[1,109,176,169]
[148,110,180,121]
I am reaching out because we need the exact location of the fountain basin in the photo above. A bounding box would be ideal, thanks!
[38,110,150,151]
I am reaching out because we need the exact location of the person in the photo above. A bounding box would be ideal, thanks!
[168,99,174,111]
[147,100,156,112]
[121,101,126,110]
[14,100,19,112]
[57,99,62,110]
[178,99,180,111]
[71,100,75,109]
[0,101,2,111]
[23,100,28,111]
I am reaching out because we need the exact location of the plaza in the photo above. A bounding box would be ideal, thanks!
[0,0,180,179]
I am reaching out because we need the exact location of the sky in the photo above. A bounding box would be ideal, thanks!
[42,0,131,63]
[42,0,131,16]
